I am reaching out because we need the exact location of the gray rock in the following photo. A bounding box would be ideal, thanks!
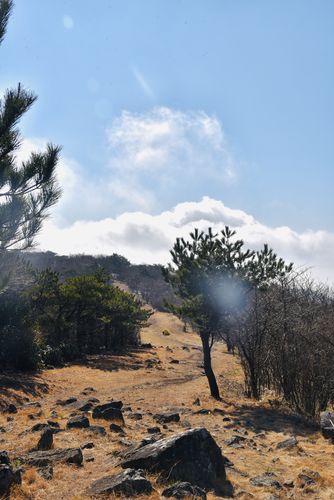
[76,400,94,412]
[276,436,297,450]
[67,415,90,429]
[81,442,94,449]
[250,473,282,489]
[22,447,83,466]
[92,402,124,422]
[89,468,153,496]
[56,397,77,406]
[128,412,143,420]
[110,423,125,435]
[225,435,247,447]
[153,412,180,424]
[37,428,53,451]
[119,427,228,491]
[147,427,161,434]
[86,425,106,437]
[162,482,207,499]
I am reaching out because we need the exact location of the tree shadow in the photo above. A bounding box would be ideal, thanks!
[0,372,48,408]
[225,403,318,436]
[77,346,158,372]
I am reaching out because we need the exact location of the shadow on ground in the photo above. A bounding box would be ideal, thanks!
[0,372,48,408]
[82,346,157,372]
[225,403,318,436]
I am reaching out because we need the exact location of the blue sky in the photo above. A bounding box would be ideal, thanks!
[2,1,334,279]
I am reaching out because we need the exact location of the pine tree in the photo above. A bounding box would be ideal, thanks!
[0,0,61,253]
[164,227,292,400]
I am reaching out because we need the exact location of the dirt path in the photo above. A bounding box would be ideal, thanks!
[1,311,334,499]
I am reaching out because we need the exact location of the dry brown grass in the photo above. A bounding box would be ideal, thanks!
[1,310,334,498]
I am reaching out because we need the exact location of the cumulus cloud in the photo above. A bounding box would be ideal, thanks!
[106,107,237,212]
[37,196,334,284]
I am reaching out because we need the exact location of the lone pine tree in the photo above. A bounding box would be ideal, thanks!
[164,227,292,400]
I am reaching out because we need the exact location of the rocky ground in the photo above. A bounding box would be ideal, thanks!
[1,311,334,499]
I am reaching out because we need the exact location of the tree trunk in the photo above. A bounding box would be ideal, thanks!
[200,331,220,400]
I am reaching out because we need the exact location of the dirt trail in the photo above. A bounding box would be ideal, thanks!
[1,311,334,499]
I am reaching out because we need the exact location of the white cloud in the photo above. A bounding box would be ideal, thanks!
[105,107,237,213]
[38,196,334,284]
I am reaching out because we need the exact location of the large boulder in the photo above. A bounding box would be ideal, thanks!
[89,468,153,496]
[119,427,227,492]
[22,447,83,467]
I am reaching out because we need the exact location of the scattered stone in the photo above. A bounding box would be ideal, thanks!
[213,408,224,416]
[193,398,200,406]
[47,420,60,430]
[193,409,211,415]
[170,359,180,364]
[67,415,90,429]
[296,469,320,488]
[128,412,142,420]
[86,425,106,437]
[110,423,125,435]
[225,435,247,447]
[85,455,95,462]
[153,412,180,424]
[141,343,153,348]
[119,427,228,491]
[147,427,161,434]
[0,451,10,466]
[162,482,207,499]
[37,428,53,451]
[250,473,282,489]
[76,400,94,412]
[56,397,77,406]
[22,447,83,467]
[38,466,53,480]
[223,417,231,422]
[182,346,190,351]
[89,468,153,496]
[81,442,94,450]
[276,436,298,450]
[92,402,124,422]
[4,404,17,414]
[283,479,294,488]
[81,387,96,395]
